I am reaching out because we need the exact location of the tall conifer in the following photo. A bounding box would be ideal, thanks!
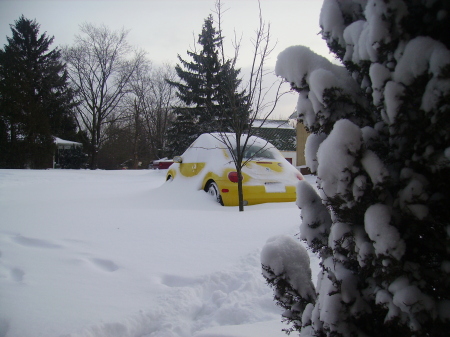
[167,15,248,155]
[262,1,450,336]
[0,16,76,168]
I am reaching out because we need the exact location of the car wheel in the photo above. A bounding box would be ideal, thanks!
[206,181,223,205]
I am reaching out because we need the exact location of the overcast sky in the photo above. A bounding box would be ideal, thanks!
[0,0,331,118]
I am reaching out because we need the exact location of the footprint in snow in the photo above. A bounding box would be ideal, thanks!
[0,249,25,283]
[13,235,62,249]
[10,267,25,282]
[90,258,119,272]
[0,265,25,283]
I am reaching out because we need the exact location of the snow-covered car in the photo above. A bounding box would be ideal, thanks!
[166,133,303,206]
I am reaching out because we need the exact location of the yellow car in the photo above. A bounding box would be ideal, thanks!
[166,133,304,206]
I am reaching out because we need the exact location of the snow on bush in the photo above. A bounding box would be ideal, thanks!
[361,150,388,187]
[304,133,326,174]
[316,119,362,204]
[369,62,391,106]
[364,204,405,260]
[261,235,316,333]
[275,46,340,90]
[264,0,450,336]
[296,180,331,251]
[393,36,450,114]
[261,235,315,301]
[384,80,405,124]
[275,46,364,135]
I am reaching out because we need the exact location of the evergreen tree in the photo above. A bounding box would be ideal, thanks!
[0,16,76,168]
[263,1,450,336]
[167,14,248,155]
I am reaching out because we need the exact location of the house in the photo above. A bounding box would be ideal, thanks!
[53,137,83,169]
[288,110,309,168]
[252,119,298,166]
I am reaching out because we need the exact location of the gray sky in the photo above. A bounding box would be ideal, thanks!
[0,0,331,118]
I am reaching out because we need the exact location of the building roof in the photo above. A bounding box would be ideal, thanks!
[289,110,299,120]
[54,137,82,149]
[252,119,294,129]
[252,120,296,152]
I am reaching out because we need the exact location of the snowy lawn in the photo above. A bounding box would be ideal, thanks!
[0,169,319,337]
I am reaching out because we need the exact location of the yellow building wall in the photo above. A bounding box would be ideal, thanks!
[296,122,309,166]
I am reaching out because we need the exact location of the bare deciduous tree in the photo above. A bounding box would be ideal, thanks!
[214,0,288,211]
[123,58,152,169]
[144,64,178,160]
[64,23,145,169]
[125,62,178,167]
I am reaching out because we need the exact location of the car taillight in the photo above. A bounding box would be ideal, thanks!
[228,171,240,183]
[296,173,304,180]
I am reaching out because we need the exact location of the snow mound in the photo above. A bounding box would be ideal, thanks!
[65,250,281,337]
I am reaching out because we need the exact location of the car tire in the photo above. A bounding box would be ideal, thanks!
[166,175,173,181]
[206,181,223,205]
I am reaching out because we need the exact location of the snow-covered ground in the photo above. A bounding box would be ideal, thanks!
[0,169,319,337]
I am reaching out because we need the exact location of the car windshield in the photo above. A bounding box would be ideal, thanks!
[233,144,276,160]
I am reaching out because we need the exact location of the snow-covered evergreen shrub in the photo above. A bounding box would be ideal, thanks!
[261,235,316,334]
[262,1,450,336]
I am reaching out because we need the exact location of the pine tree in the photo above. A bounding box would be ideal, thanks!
[0,16,76,168]
[263,1,450,336]
[167,14,248,155]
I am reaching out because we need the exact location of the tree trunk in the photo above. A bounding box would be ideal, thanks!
[132,101,140,169]
[90,144,98,170]
[237,167,244,212]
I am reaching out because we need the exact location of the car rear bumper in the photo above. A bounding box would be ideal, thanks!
[219,183,296,206]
